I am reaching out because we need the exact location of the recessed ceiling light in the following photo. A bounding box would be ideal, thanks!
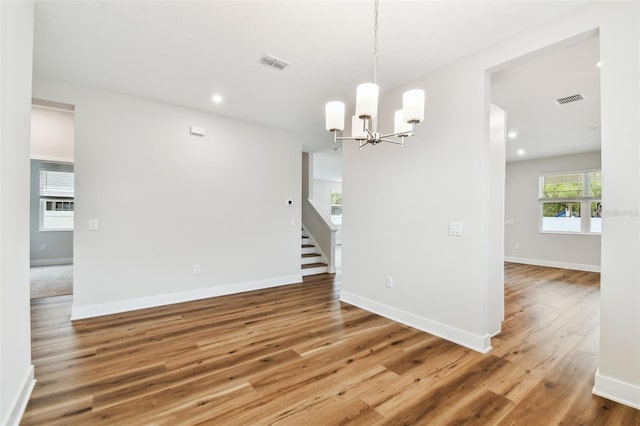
[517,149,526,156]
[596,61,601,68]
[508,131,518,139]
[211,94,223,104]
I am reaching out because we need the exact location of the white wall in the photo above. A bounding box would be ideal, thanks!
[32,77,302,319]
[505,151,601,270]
[30,106,74,163]
[489,104,506,335]
[342,1,639,408]
[596,2,640,408]
[313,151,342,182]
[0,2,36,425]
[342,48,496,352]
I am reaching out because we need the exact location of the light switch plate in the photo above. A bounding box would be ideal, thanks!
[190,126,205,136]
[449,221,463,236]
[89,219,99,231]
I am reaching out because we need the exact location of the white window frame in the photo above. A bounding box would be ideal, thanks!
[39,170,75,232]
[538,169,601,236]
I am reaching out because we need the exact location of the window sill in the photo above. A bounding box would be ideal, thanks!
[39,228,73,232]
[539,231,601,236]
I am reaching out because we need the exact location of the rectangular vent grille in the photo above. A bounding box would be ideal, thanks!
[555,93,584,105]
[259,54,290,71]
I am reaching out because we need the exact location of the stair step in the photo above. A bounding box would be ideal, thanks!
[301,244,315,248]
[301,253,323,265]
[300,263,329,276]
[301,262,328,269]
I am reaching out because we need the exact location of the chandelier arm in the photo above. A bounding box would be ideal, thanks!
[359,140,371,149]
[379,131,413,139]
[363,117,375,137]
[365,127,376,138]
[334,136,362,141]
[380,138,405,145]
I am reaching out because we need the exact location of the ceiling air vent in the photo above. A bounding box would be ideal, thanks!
[259,53,290,71]
[555,93,584,106]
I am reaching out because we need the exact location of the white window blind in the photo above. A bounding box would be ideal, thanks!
[40,170,75,197]
[539,173,583,199]
[587,171,602,197]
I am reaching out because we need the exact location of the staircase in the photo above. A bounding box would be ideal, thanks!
[301,230,329,276]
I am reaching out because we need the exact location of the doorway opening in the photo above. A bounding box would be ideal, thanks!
[489,31,602,358]
[312,150,343,270]
[29,99,75,299]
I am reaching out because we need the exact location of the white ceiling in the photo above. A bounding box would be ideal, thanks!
[491,33,601,163]
[33,1,590,153]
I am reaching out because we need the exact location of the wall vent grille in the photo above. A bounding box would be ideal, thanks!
[555,93,584,105]
[259,54,290,71]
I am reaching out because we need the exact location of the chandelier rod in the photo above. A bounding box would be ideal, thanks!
[373,0,379,85]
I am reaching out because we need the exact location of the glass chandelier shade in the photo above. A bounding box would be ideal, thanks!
[325,101,345,132]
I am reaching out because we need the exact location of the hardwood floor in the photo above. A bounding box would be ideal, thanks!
[23,264,639,425]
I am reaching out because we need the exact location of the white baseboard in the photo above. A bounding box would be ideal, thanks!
[30,257,73,267]
[593,368,640,410]
[4,365,35,426]
[70,274,303,320]
[504,256,600,273]
[339,291,492,354]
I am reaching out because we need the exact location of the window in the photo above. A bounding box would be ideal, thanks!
[539,170,601,234]
[40,170,74,231]
[330,192,342,226]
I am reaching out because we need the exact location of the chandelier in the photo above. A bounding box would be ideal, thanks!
[325,0,425,149]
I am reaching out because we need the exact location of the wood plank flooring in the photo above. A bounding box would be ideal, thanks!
[23,264,640,425]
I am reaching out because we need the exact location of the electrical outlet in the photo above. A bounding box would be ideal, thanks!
[40,244,46,251]
[514,243,520,249]
[193,264,201,274]
[386,276,393,288]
